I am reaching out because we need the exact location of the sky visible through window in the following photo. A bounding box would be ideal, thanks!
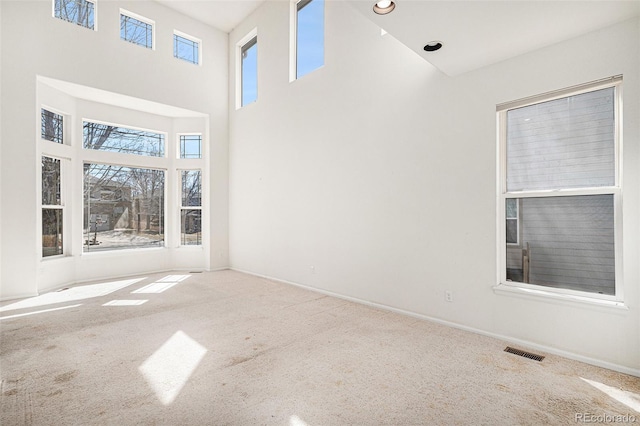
[241,37,258,106]
[297,0,324,78]
[174,34,199,65]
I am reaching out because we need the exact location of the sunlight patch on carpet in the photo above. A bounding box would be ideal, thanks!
[132,275,191,294]
[290,415,310,426]
[0,278,146,313]
[0,304,83,320]
[581,377,640,413]
[139,330,207,405]
[103,300,148,306]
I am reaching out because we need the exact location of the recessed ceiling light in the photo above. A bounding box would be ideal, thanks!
[373,0,395,15]
[423,41,443,52]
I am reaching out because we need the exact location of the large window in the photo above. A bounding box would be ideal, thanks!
[294,0,324,79]
[83,121,165,157]
[180,171,202,246]
[54,0,95,30]
[499,77,621,298]
[120,10,154,49]
[240,34,258,107]
[83,164,165,252]
[42,157,64,257]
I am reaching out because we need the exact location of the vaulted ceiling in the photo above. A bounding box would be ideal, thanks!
[156,0,640,76]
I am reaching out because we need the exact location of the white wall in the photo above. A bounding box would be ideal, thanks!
[228,1,639,373]
[0,1,229,299]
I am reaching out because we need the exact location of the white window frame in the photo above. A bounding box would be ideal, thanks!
[173,30,201,65]
[496,76,623,304]
[41,106,67,145]
[289,0,324,82]
[81,116,169,253]
[177,133,202,159]
[82,119,167,158]
[120,9,155,50]
[236,28,258,109]
[52,0,97,31]
[178,169,203,247]
[40,156,68,259]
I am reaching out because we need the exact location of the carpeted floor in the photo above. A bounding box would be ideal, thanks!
[1,270,638,425]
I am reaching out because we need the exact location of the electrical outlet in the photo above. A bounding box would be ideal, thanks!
[445,290,453,302]
[310,265,316,274]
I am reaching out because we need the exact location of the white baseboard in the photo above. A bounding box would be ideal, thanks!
[230,267,640,378]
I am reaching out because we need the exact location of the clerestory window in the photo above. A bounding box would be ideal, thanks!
[53,0,95,30]
[120,10,154,49]
[293,0,324,80]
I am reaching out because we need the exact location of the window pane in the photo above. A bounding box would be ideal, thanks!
[506,218,518,245]
[181,209,202,246]
[505,198,517,219]
[54,0,94,29]
[241,37,258,106]
[121,14,153,49]
[181,170,201,207]
[83,122,164,157]
[180,135,202,159]
[506,87,615,191]
[174,34,199,65]
[41,109,64,143]
[297,0,324,78]
[42,157,61,205]
[84,163,165,252]
[43,209,63,257]
[505,195,614,295]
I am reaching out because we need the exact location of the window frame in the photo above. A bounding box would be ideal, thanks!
[173,30,201,65]
[178,133,202,159]
[82,119,166,158]
[496,76,623,303]
[120,9,155,50]
[41,156,66,258]
[82,162,166,253]
[290,0,325,81]
[178,170,203,247]
[41,107,66,145]
[52,0,96,30]
[236,28,258,109]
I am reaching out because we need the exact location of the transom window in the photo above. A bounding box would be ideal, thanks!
[179,135,202,159]
[83,121,165,157]
[294,0,324,79]
[499,77,621,298]
[120,10,154,49]
[174,32,200,65]
[42,109,64,144]
[53,0,95,30]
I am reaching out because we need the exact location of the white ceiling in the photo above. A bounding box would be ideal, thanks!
[155,0,640,76]
[346,0,640,76]
[154,0,267,33]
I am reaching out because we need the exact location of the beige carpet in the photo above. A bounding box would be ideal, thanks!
[1,270,638,425]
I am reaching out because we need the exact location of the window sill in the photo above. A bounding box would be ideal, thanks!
[41,254,71,262]
[81,246,166,257]
[493,283,628,311]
